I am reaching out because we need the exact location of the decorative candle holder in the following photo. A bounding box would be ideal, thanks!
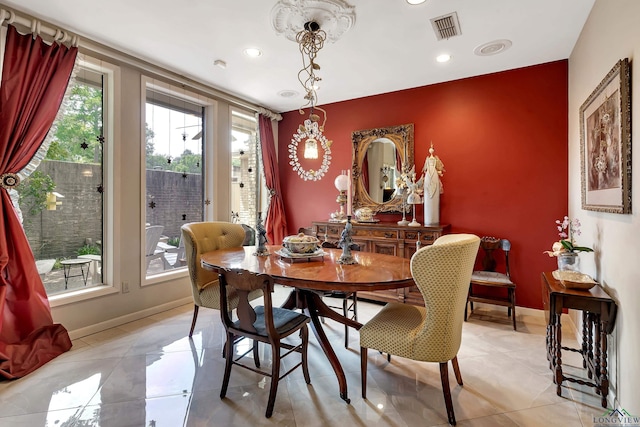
[407,190,422,227]
[397,188,409,226]
[337,216,358,265]
[254,212,270,256]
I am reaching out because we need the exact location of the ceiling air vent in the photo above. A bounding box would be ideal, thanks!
[430,12,461,41]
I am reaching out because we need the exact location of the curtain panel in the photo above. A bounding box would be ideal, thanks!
[0,25,77,379]
[258,114,288,245]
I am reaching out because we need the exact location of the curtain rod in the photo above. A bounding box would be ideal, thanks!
[0,8,79,46]
[0,6,282,121]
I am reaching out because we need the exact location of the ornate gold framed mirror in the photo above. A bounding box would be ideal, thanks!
[352,124,414,213]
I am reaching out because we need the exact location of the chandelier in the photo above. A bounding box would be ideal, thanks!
[287,21,332,180]
[273,0,356,181]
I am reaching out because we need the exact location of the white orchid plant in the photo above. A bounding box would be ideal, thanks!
[544,216,593,257]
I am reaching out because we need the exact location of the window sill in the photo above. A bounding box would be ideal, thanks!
[143,267,189,287]
[49,284,120,308]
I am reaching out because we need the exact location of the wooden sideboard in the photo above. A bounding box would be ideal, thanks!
[312,221,450,306]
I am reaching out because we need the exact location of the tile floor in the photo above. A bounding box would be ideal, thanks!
[0,287,609,426]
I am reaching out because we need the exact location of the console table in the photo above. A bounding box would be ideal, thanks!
[312,221,449,306]
[541,272,617,407]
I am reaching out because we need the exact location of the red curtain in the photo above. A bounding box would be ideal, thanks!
[0,26,78,379]
[259,115,288,245]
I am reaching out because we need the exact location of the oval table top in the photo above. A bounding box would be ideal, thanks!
[201,245,414,292]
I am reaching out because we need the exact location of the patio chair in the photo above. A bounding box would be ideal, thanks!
[160,236,185,269]
[145,225,166,272]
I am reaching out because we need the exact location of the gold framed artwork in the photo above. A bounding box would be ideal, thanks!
[580,58,632,214]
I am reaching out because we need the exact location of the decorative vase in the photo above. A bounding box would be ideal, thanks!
[557,252,580,272]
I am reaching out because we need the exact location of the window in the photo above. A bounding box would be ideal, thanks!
[18,58,111,297]
[231,108,260,227]
[144,83,205,279]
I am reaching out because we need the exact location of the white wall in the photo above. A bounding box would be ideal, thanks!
[569,0,640,413]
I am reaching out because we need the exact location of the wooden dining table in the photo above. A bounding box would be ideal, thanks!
[200,244,415,403]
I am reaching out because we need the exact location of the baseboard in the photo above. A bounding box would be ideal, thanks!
[67,296,192,339]
[465,303,580,337]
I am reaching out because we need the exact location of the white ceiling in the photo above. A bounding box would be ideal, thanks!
[3,0,594,114]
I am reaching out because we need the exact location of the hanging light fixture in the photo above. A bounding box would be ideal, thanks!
[273,0,356,181]
[287,20,333,181]
[297,21,329,160]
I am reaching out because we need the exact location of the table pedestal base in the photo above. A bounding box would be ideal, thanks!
[282,289,361,403]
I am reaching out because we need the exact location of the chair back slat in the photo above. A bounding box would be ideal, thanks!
[476,236,512,279]
[219,268,275,335]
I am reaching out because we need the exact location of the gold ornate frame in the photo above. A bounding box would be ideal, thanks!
[352,124,414,213]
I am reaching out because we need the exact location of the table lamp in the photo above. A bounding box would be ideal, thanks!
[407,190,422,227]
[331,171,350,221]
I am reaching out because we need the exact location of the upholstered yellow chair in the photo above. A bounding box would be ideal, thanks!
[181,222,262,337]
[360,234,480,426]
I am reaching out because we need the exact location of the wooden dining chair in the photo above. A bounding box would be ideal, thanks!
[218,268,311,418]
[360,234,480,426]
[320,240,360,348]
[464,236,517,330]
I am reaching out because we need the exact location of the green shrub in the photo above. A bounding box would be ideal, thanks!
[77,244,101,256]
[167,237,181,247]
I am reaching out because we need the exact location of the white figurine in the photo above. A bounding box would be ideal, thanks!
[422,143,445,225]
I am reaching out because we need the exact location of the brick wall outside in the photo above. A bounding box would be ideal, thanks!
[22,161,202,260]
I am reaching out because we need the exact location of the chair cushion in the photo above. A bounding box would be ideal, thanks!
[234,306,309,337]
[360,302,426,359]
[471,271,514,286]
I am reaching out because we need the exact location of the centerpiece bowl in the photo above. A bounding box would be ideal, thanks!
[282,233,320,254]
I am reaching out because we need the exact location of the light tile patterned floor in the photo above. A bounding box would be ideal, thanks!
[0,286,608,426]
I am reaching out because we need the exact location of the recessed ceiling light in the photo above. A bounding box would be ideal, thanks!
[406,0,426,4]
[243,47,262,58]
[474,39,512,56]
[278,90,298,98]
[436,54,451,63]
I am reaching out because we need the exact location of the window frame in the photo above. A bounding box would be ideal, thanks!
[141,77,217,287]
[49,56,121,307]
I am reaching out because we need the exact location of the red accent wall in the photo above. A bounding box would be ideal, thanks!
[277,61,568,310]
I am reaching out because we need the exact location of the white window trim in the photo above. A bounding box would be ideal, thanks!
[50,56,121,307]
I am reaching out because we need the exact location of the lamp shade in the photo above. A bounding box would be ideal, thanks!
[407,192,422,204]
[304,137,319,159]
[334,173,350,192]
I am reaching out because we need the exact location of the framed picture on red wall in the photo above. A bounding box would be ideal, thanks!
[580,58,632,214]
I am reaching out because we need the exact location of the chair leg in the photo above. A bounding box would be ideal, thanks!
[189,305,199,337]
[301,325,311,384]
[266,342,281,418]
[511,289,517,331]
[361,347,368,399]
[220,332,234,399]
[352,292,358,320]
[451,356,463,386]
[343,297,350,348]
[439,361,457,426]
[253,340,260,368]
[342,293,358,348]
